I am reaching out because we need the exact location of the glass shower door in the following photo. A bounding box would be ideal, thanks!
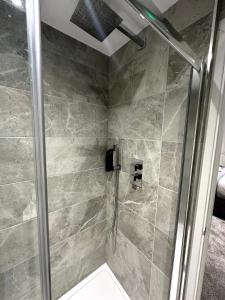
[0,1,42,299]
[0,0,215,300]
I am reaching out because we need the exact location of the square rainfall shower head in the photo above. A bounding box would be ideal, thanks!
[70,0,123,42]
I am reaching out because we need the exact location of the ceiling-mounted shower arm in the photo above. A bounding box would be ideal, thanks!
[125,0,202,72]
[117,24,145,48]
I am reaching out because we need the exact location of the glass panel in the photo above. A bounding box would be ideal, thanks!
[41,19,109,299]
[0,1,41,299]
[39,0,214,299]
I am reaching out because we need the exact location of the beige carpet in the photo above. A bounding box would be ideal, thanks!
[201,216,225,300]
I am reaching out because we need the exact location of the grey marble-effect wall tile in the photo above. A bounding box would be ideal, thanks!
[106,229,151,300]
[108,73,134,107]
[52,246,105,299]
[153,228,173,277]
[106,170,157,226]
[0,47,29,91]
[50,220,107,274]
[182,14,212,59]
[0,0,26,29]
[0,1,30,90]
[166,53,190,91]
[149,263,170,300]
[43,52,108,106]
[123,180,157,226]
[0,138,34,185]
[0,219,38,273]
[105,169,128,219]
[109,40,137,73]
[45,100,108,138]
[156,187,178,240]
[109,29,169,106]
[0,180,36,230]
[167,14,211,90]
[46,137,107,177]
[0,86,32,137]
[108,94,164,140]
[49,196,106,245]
[109,63,133,91]
[163,86,188,143]
[131,37,169,101]
[137,140,161,185]
[42,23,108,75]
[118,203,154,260]
[159,142,183,192]
[48,168,106,212]
[105,167,120,223]
[165,0,213,32]
[0,256,41,300]
[120,139,137,173]
[119,139,161,185]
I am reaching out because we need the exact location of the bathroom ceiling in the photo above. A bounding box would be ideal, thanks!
[40,0,178,56]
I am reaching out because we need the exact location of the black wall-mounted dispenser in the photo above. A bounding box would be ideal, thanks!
[105,148,114,172]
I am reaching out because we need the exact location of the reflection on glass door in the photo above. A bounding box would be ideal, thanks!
[0,1,41,299]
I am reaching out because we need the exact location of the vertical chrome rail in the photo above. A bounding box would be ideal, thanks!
[169,65,205,300]
[169,0,219,299]
[26,0,52,299]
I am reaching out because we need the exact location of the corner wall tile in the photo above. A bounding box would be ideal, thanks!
[52,247,105,299]
[108,94,164,140]
[118,203,154,260]
[43,52,108,106]
[106,229,151,300]
[42,22,108,75]
[49,196,106,245]
[50,220,108,274]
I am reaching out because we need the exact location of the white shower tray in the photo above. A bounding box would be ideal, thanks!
[59,263,130,300]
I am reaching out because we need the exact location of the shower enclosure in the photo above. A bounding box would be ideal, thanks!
[0,0,219,299]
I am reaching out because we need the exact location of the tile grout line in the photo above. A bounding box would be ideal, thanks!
[0,167,105,187]
[118,229,153,264]
[50,218,109,249]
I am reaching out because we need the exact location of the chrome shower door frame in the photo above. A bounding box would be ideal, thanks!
[169,1,219,299]
[26,0,52,299]
[169,65,205,300]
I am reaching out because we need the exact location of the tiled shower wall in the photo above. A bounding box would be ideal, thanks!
[0,3,41,300]
[105,2,213,300]
[41,24,109,298]
[0,1,109,299]
[0,1,214,300]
